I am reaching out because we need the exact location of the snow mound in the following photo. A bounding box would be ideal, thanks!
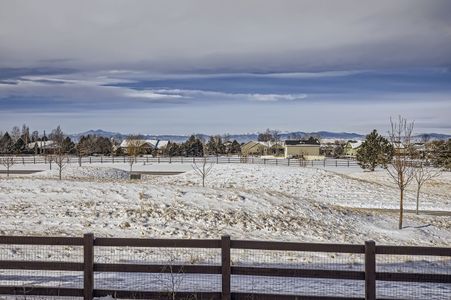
[32,166,130,180]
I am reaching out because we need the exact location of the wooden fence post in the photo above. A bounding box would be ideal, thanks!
[84,233,94,300]
[221,235,231,300]
[365,240,376,300]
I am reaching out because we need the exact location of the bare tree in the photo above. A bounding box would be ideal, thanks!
[156,249,191,300]
[54,153,69,180]
[386,116,416,229]
[51,126,68,179]
[10,126,20,143]
[192,157,214,187]
[126,135,144,173]
[413,161,441,214]
[1,156,15,177]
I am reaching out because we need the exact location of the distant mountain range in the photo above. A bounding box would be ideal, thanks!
[69,129,451,143]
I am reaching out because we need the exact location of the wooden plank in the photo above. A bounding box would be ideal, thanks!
[84,233,94,300]
[365,240,376,300]
[376,245,451,256]
[231,293,364,300]
[222,235,231,300]
[93,289,221,299]
[231,240,364,253]
[231,266,365,280]
[0,260,83,271]
[94,263,221,274]
[0,286,83,297]
[0,236,83,245]
[376,272,451,283]
[94,237,221,248]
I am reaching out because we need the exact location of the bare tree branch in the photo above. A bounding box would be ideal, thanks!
[192,157,214,187]
[386,115,416,229]
[0,156,15,177]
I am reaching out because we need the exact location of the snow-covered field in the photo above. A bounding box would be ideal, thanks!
[0,163,450,298]
[0,163,450,243]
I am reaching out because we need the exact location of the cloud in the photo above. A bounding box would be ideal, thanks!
[248,94,307,102]
[0,1,450,72]
[124,90,185,100]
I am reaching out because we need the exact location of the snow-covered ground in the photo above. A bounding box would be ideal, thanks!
[0,163,449,298]
[0,163,449,243]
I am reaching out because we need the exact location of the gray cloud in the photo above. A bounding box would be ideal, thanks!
[1,0,450,72]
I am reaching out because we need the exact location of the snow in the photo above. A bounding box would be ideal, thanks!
[0,164,449,244]
[31,166,130,180]
[0,163,449,298]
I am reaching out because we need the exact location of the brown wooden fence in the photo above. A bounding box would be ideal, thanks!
[0,234,449,300]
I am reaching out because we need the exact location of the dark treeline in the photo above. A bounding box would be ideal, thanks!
[163,135,241,157]
[0,124,75,155]
[0,125,243,157]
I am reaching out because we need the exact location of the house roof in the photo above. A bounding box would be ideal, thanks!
[346,141,363,149]
[119,139,169,149]
[285,139,320,146]
[26,140,57,150]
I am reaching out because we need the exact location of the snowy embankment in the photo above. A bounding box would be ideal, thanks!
[0,164,449,246]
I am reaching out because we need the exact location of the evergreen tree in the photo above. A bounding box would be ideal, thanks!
[0,132,13,154]
[164,142,182,157]
[62,137,76,154]
[230,140,241,155]
[429,139,451,170]
[183,135,204,157]
[206,135,225,155]
[12,138,26,154]
[356,129,393,171]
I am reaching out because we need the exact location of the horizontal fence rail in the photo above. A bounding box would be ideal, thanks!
[0,154,360,169]
[0,234,449,300]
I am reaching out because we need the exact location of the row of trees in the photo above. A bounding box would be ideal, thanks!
[356,116,448,229]
[0,125,74,155]
[161,135,241,157]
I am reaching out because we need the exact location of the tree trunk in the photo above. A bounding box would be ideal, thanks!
[6,166,9,177]
[59,167,62,180]
[416,185,421,215]
[399,188,404,229]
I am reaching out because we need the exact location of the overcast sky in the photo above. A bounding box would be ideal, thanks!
[0,0,450,135]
